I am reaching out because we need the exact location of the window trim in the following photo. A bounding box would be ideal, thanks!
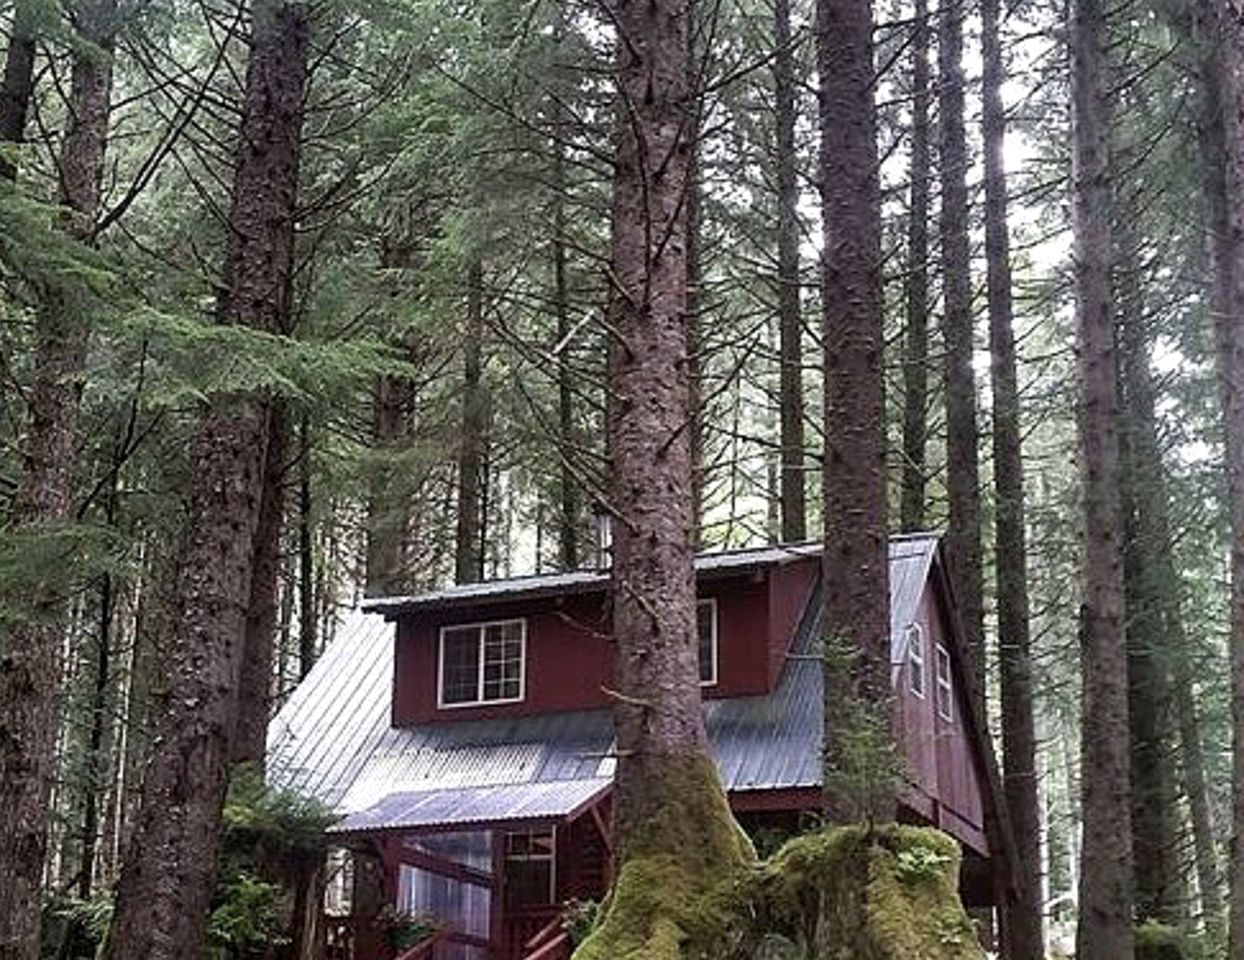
[935,643,953,722]
[697,597,719,687]
[437,617,527,709]
[906,622,926,699]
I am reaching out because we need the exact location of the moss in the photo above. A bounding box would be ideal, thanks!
[575,822,986,960]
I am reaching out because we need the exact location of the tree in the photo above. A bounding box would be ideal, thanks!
[900,0,932,534]
[1200,0,1244,950]
[982,0,1043,950]
[1070,0,1135,949]
[775,0,806,544]
[939,0,985,706]
[0,0,116,953]
[455,259,487,584]
[585,1,746,945]
[105,1,310,954]
[817,0,893,818]
[0,0,37,179]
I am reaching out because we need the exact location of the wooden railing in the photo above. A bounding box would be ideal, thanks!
[393,929,451,960]
[518,915,572,960]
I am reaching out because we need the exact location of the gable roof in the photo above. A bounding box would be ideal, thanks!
[266,534,943,817]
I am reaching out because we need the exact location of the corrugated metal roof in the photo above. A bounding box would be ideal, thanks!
[362,542,823,617]
[333,778,612,833]
[267,534,942,816]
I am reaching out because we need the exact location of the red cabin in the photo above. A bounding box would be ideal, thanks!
[267,533,1013,960]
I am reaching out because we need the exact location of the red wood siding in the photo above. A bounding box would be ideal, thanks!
[393,576,771,725]
[765,557,820,685]
[894,583,987,854]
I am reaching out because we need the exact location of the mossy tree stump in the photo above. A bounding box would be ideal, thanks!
[574,825,985,960]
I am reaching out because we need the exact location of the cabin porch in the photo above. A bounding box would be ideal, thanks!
[324,781,611,960]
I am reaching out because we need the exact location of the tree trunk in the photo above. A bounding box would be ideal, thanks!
[938,0,984,707]
[0,1,115,953]
[1115,224,1184,925]
[1070,0,1134,949]
[553,129,580,570]
[0,0,36,180]
[982,0,1043,950]
[105,3,309,956]
[365,371,409,595]
[233,402,288,767]
[775,0,806,544]
[817,0,892,820]
[603,0,742,875]
[455,260,486,584]
[298,413,316,678]
[1202,0,1244,952]
[900,0,931,534]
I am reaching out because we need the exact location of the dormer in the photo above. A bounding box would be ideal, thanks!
[366,544,822,726]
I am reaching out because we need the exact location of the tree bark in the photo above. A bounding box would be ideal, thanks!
[298,413,316,678]
[365,371,409,595]
[938,0,985,708]
[232,402,288,767]
[552,128,580,570]
[0,1,115,953]
[105,3,309,956]
[817,0,893,820]
[982,0,1043,950]
[900,0,932,534]
[455,260,486,584]
[1070,0,1135,950]
[775,0,806,544]
[1201,0,1244,951]
[604,0,741,872]
[0,0,37,180]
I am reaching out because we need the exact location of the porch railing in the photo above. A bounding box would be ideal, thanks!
[517,915,572,960]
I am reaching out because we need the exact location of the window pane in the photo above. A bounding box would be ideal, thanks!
[504,830,555,908]
[442,628,481,704]
[907,625,925,697]
[697,601,716,684]
[482,621,523,701]
[935,646,953,721]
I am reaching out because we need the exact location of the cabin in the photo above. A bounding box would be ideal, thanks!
[267,533,1012,960]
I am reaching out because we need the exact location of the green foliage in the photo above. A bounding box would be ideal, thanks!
[564,899,602,947]
[220,764,337,863]
[1134,922,1203,960]
[208,871,289,959]
[893,844,954,885]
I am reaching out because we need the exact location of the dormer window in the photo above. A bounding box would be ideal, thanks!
[906,623,926,698]
[438,618,526,708]
[698,598,718,686]
[935,644,953,722]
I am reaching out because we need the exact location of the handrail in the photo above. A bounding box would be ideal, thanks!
[521,931,572,960]
[522,915,566,952]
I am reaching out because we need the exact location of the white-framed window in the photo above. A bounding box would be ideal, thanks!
[438,618,526,708]
[906,622,926,698]
[697,598,718,686]
[935,643,953,722]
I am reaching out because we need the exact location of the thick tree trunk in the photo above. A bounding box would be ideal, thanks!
[1202,0,1244,951]
[775,0,806,544]
[604,0,741,872]
[1070,0,1135,951]
[455,260,486,584]
[982,0,1043,950]
[232,402,288,767]
[105,3,309,957]
[938,0,984,707]
[900,0,932,534]
[0,0,36,179]
[0,2,115,954]
[366,372,409,595]
[817,0,892,820]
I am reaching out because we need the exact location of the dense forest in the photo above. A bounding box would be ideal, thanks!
[1,0,1243,957]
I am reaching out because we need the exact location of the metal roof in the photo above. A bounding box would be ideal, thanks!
[361,541,823,617]
[267,534,942,818]
[333,778,612,834]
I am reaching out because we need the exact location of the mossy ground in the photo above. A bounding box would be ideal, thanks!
[574,823,985,960]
